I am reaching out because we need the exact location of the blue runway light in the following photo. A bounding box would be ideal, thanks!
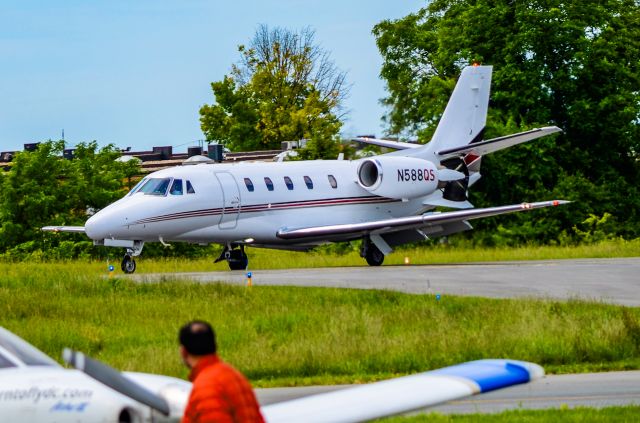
[246,272,252,278]
[108,265,115,272]
[436,294,441,301]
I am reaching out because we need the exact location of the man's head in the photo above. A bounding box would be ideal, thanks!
[179,321,217,367]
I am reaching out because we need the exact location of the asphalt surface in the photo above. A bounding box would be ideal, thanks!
[132,257,640,306]
[131,258,640,413]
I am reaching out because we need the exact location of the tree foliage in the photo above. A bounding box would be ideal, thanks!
[0,141,139,257]
[200,25,347,156]
[374,0,640,243]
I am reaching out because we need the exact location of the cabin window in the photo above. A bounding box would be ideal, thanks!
[328,174,337,189]
[170,179,183,195]
[284,176,294,190]
[186,180,196,194]
[139,178,171,196]
[264,177,274,191]
[244,178,254,192]
[304,176,313,189]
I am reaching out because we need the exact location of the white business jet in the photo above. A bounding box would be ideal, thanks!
[43,65,567,273]
[0,326,544,422]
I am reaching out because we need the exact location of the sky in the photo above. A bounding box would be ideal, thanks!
[0,0,425,153]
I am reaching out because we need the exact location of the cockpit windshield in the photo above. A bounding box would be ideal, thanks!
[128,178,147,196]
[138,178,172,196]
[0,327,60,367]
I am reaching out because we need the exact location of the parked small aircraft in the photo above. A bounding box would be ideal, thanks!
[43,65,567,273]
[0,326,544,422]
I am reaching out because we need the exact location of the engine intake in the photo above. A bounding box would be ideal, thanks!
[356,157,440,200]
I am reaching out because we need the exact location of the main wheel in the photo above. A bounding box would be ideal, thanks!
[365,245,384,266]
[121,255,137,274]
[227,249,248,270]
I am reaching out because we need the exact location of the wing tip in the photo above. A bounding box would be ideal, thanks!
[432,359,545,394]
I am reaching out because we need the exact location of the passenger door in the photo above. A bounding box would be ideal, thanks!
[215,172,241,229]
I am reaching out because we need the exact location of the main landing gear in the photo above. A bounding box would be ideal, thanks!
[215,244,249,271]
[361,236,384,266]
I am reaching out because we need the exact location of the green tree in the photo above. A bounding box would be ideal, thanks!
[200,25,348,156]
[0,141,139,255]
[374,0,640,242]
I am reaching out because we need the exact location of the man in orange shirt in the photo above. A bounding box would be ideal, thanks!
[179,320,265,423]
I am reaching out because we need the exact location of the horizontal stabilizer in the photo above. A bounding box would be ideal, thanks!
[438,126,562,158]
[352,137,420,150]
[41,225,86,234]
[261,359,544,423]
[277,200,569,240]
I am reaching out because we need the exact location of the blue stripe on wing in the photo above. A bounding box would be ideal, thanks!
[431,359,535,393]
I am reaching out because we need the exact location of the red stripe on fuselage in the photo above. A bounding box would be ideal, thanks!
[132,196,399,225]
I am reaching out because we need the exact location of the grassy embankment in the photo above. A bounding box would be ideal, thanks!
[383,406,640,422]
[133,238,640,273]
[1,259,638,387]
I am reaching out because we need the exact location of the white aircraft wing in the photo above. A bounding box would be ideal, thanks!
[41,225,86,233]
[277,200,569,241]
[437,126,562,159]
[352,137,421,150]
[64,347,543,423]
[261,359,544,423]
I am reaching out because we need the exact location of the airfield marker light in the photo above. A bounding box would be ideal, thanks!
[404,256,410,265]
[436,294,441,301]
[246,271,252,287]
[108,264,115,278]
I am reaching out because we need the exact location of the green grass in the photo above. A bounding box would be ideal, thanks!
[380,406,640,422]
[1,263,638,387]
[133,238,640,273]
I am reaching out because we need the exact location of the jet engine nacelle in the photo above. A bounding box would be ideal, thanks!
[357,157,439,200]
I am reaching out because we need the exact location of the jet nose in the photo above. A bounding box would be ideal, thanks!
[85,211,107,240]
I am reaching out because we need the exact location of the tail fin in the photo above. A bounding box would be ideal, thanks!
[423,65,492,160]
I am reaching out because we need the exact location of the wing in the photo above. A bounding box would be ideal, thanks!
[437,126,562,159]
[277,200,569,241]
[352,137,420,150]
[66,348,543,423]
[41,225,86,234]
[261,359,544,423]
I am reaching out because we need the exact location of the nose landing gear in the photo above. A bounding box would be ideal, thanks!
[120,241,144,274]
[121,254,136,274]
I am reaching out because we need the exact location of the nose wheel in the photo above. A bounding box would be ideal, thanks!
[121,254,137,274]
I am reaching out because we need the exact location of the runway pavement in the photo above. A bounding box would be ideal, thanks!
[255,371,640,413]
[131,257,640,306]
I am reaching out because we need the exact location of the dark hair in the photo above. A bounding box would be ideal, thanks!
[179,320,217,355]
